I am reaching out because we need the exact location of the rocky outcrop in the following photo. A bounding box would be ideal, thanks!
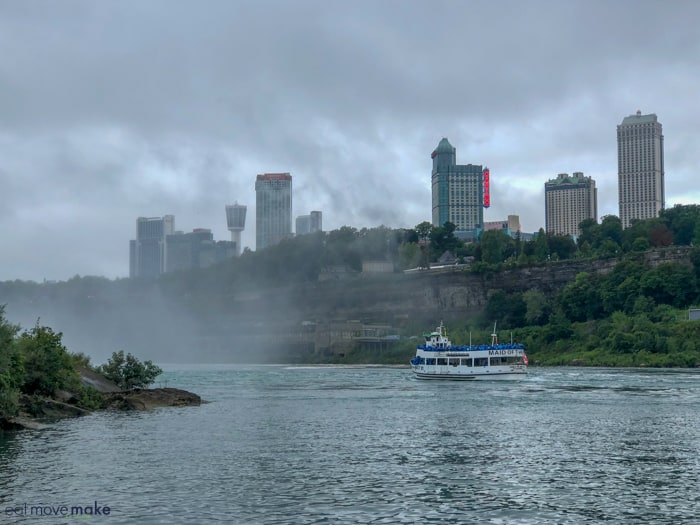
[1,370,201,431]
[103,388,202,411]
[78,366,120,392]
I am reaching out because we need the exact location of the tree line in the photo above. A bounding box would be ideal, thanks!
[193,203,700,290]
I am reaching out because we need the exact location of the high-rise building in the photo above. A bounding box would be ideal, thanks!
[545,172,597,237]
[310,210,322,233]
[129,215,175,278]
[617,111,664,228]
[255,172,292,250]
[165,229,236,272]
[225,203,247,256]
[296,210,323,235]
[431,138,485,233]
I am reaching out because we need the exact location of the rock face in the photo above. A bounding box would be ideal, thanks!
[104,388,202,411]
[78,366,121,393]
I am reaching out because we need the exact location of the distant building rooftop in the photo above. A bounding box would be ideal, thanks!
[546,172,592,186]
[620,110,658,125]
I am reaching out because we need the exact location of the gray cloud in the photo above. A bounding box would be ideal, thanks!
[1,0,699,281]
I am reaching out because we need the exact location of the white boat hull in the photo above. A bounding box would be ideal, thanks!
[411,365,527,380]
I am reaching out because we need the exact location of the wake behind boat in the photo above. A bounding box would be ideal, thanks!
[410,322,528,380]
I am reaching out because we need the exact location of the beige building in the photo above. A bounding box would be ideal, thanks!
[617,111,664,228]
[545,173,597,237]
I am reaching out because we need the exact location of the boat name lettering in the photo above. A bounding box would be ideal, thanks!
[488,349,522,356]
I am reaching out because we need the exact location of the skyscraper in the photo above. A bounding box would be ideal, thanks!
[296,210,322,235]
[617,111,664,228]
[129,215,175,278]
[431,138,485,233]
[545,172,597,237]
[165,229,235,272]
[225,202,247,256]
[255,172,292,250]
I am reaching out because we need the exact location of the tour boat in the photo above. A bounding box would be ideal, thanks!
[410,322,528,380]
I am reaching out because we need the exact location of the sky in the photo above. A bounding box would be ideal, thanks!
[1,0,699,282]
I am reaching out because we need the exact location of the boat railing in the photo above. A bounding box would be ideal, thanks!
[418,343,525,351]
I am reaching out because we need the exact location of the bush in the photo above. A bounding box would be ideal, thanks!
[97,351,163,390]
[18,324,78,396]
[0,307,22,418]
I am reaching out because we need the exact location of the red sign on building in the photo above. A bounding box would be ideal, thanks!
[483,168,490,208]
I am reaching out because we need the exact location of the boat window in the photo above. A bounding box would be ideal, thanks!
[489,357,508,366]
[437,358,447,366]
[506,356,525,365]
[426,358,436,365]
[474,358,488,367]
[460,358,472,367]
[449,358,459,367]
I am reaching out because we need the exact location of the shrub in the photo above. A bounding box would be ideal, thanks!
[18,324,78,396]
[97,351,163,390]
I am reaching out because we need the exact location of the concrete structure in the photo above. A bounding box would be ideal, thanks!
[431,138,485,234]
[617,111,664,228]
[296,210,323,235]
[129,215,175,278]
[545,173,597,237]
[225,203,247,256]
[255,172,292,250]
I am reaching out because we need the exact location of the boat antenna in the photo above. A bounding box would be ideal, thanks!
[491,321,498,345]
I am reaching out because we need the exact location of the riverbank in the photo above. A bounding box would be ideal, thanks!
[0,368,202,431]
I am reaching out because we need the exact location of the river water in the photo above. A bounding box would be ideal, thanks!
[1,366,699,524]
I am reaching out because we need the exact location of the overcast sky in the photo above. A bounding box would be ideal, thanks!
[1,0,699,282]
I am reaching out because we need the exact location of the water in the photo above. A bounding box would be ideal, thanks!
[1,366,699,524]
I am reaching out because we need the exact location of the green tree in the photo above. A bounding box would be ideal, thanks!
[480,230,513,264]
[689,246,700,280]
[599,215,623,247]
[660,204,700,245]
[414,221,433,242]
[0,306,23,418]
[430,222,462,259]
[599,260,644,314]
[523,289,551,325]
[559,272,603,321]
[531,229,549,262]
[484,291,526,328]
[639,263,697,308]
[97,351,163,390]
[547,234,577,261]
[577,219,600,252]
[18,324,78,396]
[398,242,421,270]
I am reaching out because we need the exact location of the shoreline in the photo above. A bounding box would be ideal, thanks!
[1,386,202,432]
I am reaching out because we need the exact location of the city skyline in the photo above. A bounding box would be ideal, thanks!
[1,1,699,282]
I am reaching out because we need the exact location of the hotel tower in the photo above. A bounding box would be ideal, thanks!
[617,111,664,228]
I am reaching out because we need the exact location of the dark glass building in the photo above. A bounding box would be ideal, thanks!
[431,138,484,233]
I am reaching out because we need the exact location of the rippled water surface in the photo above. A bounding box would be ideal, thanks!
[1,366,699,524]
